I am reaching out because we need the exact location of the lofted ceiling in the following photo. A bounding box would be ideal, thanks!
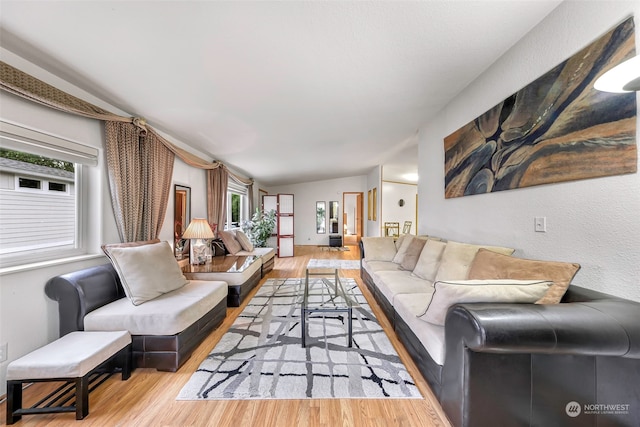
[0,1,561,186]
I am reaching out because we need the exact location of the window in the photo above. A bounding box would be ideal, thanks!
[18,177,41,189]
[49,182,67,192]
[0,120,98,267]
[225,181,248,230]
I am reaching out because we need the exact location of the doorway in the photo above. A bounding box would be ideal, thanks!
[342,192,363,246]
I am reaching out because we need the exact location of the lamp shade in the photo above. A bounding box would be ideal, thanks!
[182,218,215,239]
[594,55,640,93]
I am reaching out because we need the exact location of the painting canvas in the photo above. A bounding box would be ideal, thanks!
[444,17,637,199]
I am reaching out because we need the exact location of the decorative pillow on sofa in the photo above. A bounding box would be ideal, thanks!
[102,240,189,306]
[418,279,552,326]
[433,241,515,282]
[467,249,581,304]
[218,230,243,255]
[395,233,409,251]
[362,237,397,261]
[398,237,427,271]
[411,239,447,281]
[235,230,254,252]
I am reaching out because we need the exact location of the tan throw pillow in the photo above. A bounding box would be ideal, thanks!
[399,238,428,271]
[412,239,447,281]
[235,230,254,252]
[467,249,581,304]
[362,237,397,261]
[434,241,515,282]
[102,240,188,306]
[219,230,242,255]
[418,279,552,326]
[393,235,415,264]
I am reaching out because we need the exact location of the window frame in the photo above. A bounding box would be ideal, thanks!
[0,120,97,268]
[225,181,249,231]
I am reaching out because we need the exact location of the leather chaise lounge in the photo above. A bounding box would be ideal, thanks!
[45,262,228,372]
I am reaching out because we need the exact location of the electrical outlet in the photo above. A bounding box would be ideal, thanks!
[535,217,547,232]
[0,342,7,363]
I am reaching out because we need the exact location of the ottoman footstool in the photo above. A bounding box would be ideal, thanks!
[6,330,131,424]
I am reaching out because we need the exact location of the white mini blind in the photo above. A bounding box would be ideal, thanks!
[0,120,98,166]
[228,179,247,195]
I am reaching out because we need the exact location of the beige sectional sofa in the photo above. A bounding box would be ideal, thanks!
[360,235,519,364]
[360,235,640,427]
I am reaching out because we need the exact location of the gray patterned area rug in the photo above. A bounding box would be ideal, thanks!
[177,278,421,400]
[306,259,361,270]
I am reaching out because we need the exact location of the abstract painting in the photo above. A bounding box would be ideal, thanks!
[444,17,637,198]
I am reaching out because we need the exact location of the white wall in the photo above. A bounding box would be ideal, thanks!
[268,175,367,245]
[381,181,417,234]
[418,1,640,301]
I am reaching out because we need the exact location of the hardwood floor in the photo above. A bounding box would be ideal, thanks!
[1,245,451,426]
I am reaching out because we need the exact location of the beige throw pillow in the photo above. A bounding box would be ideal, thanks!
[395,234,409,251]
[467,249,581,304]
[433,241,515,282]
[103,241,189,306]
[393,235,415,264]
[399,238,427,271]
[362,237,397,261]
[418,279,552,326]
[219,230,243,255]
[412,239,447,281]
[235,230,254,252]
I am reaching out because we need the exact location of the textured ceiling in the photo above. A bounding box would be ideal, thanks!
[0,1,561,186]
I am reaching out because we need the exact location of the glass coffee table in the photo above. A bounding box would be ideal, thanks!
[301,268,359,348]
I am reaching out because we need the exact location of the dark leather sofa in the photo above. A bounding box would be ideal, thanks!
[45,263,227,372]
[360,242,640,427]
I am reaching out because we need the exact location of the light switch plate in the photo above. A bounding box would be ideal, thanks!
[535,217,547,232]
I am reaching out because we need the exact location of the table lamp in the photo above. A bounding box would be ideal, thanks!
[182,218,215,264]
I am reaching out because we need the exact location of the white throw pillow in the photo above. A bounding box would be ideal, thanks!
[235,230,254,252]
[412,239,447,281]
[418,279,552,326]
[433,241,515,282]
[104,241,189,306]
[362,237,397,261]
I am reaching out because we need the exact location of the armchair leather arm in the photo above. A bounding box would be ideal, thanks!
[45,263,124,336]
[445,300,640,358]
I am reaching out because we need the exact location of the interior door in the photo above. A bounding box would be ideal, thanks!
[355,193,363,238]
[342,192,363,245]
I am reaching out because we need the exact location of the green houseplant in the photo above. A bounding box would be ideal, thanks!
[242,208,277,248]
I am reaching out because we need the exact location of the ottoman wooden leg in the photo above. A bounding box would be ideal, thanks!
[75,375,89,420]
[6,380,22,425]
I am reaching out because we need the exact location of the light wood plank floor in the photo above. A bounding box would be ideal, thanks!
[1,245,451,426]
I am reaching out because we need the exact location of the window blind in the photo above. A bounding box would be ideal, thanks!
[0,120,98,166]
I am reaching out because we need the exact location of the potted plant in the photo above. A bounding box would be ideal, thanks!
[242,208,277,248]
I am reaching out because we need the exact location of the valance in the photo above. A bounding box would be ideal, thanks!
[0,61,253,184]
